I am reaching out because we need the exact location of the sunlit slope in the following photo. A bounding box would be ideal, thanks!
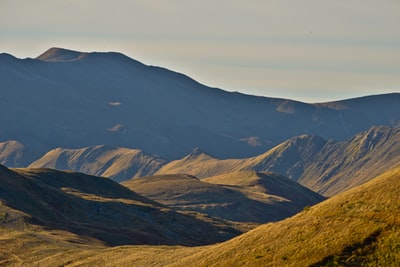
[158,126,400,196]
[28,145,166,182]
[0,165,240,247]
[203,170,323,207]
[167,167,400,266]
[123,171,324,223]
[1,167,399,266]
[299,126,400,195]
[0,140,24,167]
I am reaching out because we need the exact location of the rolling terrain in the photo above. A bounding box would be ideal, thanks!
[0,165,241,247]
[1,47,400,165]
[1,165,399,266]
[28,145,166,182]
[1,46,399,266]
[123,171,324,223]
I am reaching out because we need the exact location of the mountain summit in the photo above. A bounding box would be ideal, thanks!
[36,47,88,62]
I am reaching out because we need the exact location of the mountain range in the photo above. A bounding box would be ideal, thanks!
[26,125,400,196]
[1,47,400,166]
[1,47,399,265]
[157,125,400,196]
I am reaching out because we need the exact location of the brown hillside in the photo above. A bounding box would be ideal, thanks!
[167,166,400,266]
[0,140,24,167]
[1,166,399,266]
[123,172,324,223]
[0,165,240,247]
[157,126,400,196]
[29,145,167,182]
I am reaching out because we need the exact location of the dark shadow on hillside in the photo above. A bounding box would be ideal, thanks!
[0,166,241,246]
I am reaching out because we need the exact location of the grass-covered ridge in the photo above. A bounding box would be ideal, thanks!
[1,166,399,266]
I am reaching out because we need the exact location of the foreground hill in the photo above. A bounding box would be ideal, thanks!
[0,165,241,246]
[164,167,400,266]
[1,47,400,164]
[28,145,166,182]
[123,171,324,223]
[158,126,400,196]
[2,165,399,266]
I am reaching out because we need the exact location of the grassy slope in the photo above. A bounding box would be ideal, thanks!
[28,145,167,182]
[1,167,399,266]
[157,127,400,197]
[123,172,324,223]
[0,165,241,247]
[168,166,400,266]
[155,150,246,178]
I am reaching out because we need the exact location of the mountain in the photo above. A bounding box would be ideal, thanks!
[1,47,400,165]
[0,165,241,246]
[0,140,24,167]
[156,134,327,179]
[122,171,324,223]
[157,126,400,196]
[298,125,400,195]
[2,164,399,266]
[28,145,167,182]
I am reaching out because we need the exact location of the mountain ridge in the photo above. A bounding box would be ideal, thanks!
[28,145,167,182]
[157,125,400,196]
[1,47,399,165]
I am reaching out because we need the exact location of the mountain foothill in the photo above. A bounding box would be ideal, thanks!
[0,47,399,266]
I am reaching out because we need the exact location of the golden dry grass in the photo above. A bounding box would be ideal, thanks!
[123,172,323,223]
[1,167,399,266]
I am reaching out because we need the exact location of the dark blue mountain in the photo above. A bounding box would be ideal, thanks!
[0,47,399,165]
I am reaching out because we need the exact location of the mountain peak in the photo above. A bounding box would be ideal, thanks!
[186,147,210,160]
[36,47,88,62]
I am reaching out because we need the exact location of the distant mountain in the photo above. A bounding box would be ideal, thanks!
[1,47,399,165]
[158,126,400,196]
[28,145,167,182]
[0,140,24,167]
[122,171,324,223]
[298,126,400,195]
[0,165,240,246]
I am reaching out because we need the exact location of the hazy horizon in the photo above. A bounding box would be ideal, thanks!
[1,1,399,102]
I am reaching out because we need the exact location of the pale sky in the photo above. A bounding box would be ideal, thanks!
[1,0,399,103]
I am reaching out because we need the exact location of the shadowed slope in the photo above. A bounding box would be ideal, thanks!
[0,165,240,246]
[28,145,167,182]
[1,47,400,163]
[4,163,398,266]
[123,172,324,223]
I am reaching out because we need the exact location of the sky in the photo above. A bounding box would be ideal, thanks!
[1,0,399,103]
